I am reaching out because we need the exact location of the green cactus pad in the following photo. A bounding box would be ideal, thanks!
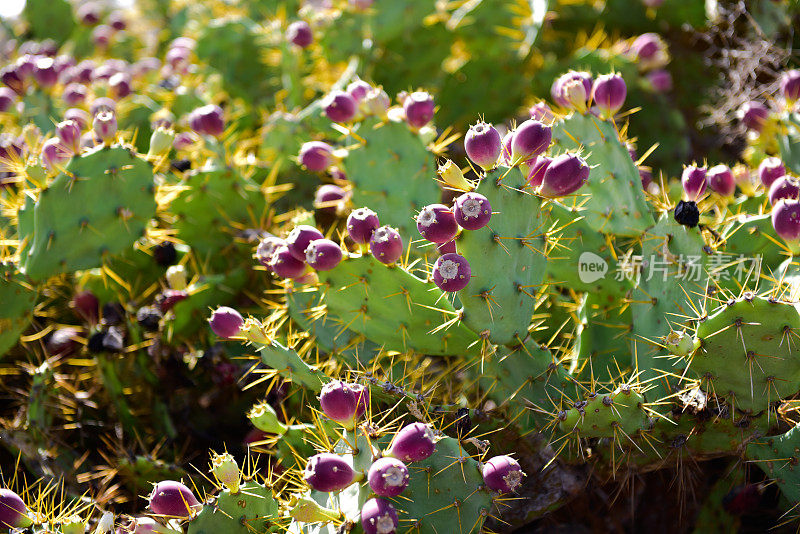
[551,112,655,237]
[558,384,648,439]
[693,295,800,413]
[317,254,481,356]
[746,424,800,503]
[19,145,157,282]
[0,263,38,358]
[456,166,548,345]
[187,481,280,534]
[259,340,328,392]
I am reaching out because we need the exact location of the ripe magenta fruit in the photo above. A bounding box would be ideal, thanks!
[148,481,201,519]
[464,121,502,170]
[539,153,590,198]
[591,73,627,117]
[269,244,307,279]
[361,498,398,534]
[347,208,380,244]
[368,457,410,497]
[772,199,800,242]
[304,453,358,492]
[432,253,471,292]
[386,422,436,462]
[527,155,552,188]
[706,164,735,197]
[319,381,358,424]
[208,307,244,339]
[286,225,325,261]
[681,165,707,201]
[769,176,800,206]
[306,239,343,271]
[482,455,525,493]
[510,119,551,164]
[255,236,285,269]
[299,141,333,172]
[416,204,459,243]
[369,226,403,264]
[781,69,800,104]
[739,101,769,133]
[189,104,225,137]
[403,91,434,128]
[286,21,313,48]
[0,489,32,529]
[759,157,786,188]
[323,90,357,123]
[453,192,491,230]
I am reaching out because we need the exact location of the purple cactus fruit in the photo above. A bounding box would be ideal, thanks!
[560,77,588,112]
[209,307,244,338]
[347,208,380,244]
[781,69,800,104]
[465,122,502,170]
[368,458,409,497]
[75,60,97,84]
[416,204,459,243]
[189,104,225,137]
[432,253,471,292]
[109,72,132,99]
[739,101,770,133]
[361,498,398,534]
[33,57,58,86]
[286,225,325,261]
[529,101,555,122]
[304,453,358,492]
[482,455,525,493]
[0,489,32,529]
[645,69,673,93]
[63,83,87,106]
[287,21,313,48]
[319,381,358,424]
[437,240,457,255]
[631,33,666,67]
[369,226,403,264]
[173,132,199,151]
[108,11,127,31]
[306,239,343,271]
[158,289,188,313]
[386,422,436,462]
[148,481,201,519]
[759,157,786,188]
[769,176,800,206]
[347,79,372,102]
[269,245,307,279]
[41,137,71,171]
[92,25,114,48]
[0,65,24,96]
[72,290,99,323]
[453,192,491,230]
[323,90,357,123]
[510,119,551,164]
[403,91,435,129]
[77,2,100,25]
[772,199,800,242]
[0,87,16,112]
[539,153,590,198]
[352,384,369,418]
[65,108,91,130]
[681,165,707,201]
[255,236,286,269]
[527,155,552,187]
[93,110,117,144]
[591,73,627,117]
[499,130,514,165]
[57,119,81,153]
[706,164,735,197]
[551,71,592,107]
[314,184,348,213]
[299,141,333,172]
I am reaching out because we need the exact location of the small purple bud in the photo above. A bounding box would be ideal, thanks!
[287,21,313,48]
[189,104,225,137]
[416,204,459,243]
[347,79,372,102]
[591,73,627,117]
[361,498,398,534]
[108,11,127,31]
[109,72,132,99]
[772,198,800,242]
[645,69,672,93]
[681,165,707,201]
[739,101,769,133]
[432,253,471,292]
[286,225,325,261]
[57,119,81,154]
[527,156,552,187]
[551,71,592,107]
[306,239,343,271]
[453,192,491,230]
[304,453,358,492]
[77,2,100,25]
[403,91,435,129]
[315,184,348,213]
[368,458,409,497]
[482,455,525,493]
[148,481,201,519]
[631,33,666,66]
[323,90,357,123]
[369,226,403,264]
[0,87,16,112]
[319,381,358,424]
[529,102,554,122]
[465,122,502,170]
[255,236,286,269]
[208,307,244,338]
[347,208,380,244]
[93,110,117,144]
[539,153,590,198]
[0,489,32,529]
[33,57,58,87]
[63,83,87,106]
[706,164,735,197]
[759,157,786,188]
[90,97,116,116]
[269,245,307,279]
[92,25,114,48]
[299,141,333,172]
[510,119,551,164]
[41,138,71,171]
[769,176,800,206]
[65,108,91,130]
[781,69,800,104]
[386,422,436,462]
